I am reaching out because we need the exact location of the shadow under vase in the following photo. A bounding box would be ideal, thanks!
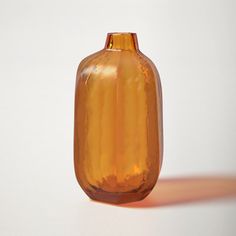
[119,175,236,208]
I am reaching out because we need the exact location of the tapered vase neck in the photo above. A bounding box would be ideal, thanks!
[104,32,139,51]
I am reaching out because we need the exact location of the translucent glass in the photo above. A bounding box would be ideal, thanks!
[74,33,163,204]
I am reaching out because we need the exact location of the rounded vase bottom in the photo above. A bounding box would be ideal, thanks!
[85,188,152,204]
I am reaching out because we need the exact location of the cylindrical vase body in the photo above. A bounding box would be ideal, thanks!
[74,33,163,204]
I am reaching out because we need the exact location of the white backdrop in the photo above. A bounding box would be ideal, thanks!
[0,0,236,235]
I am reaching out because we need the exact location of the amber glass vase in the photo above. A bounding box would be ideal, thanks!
[74,32,163,204]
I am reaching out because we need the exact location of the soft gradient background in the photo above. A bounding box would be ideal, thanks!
[0,0,236,235]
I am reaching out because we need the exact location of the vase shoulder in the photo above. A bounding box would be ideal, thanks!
[77,49,159,85]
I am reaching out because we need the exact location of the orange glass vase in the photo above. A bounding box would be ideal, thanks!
[74,32,163,204]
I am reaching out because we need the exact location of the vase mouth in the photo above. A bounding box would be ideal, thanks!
[104,32,139,51]
[107,32,136,36]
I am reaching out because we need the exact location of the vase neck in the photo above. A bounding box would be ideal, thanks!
[104,32,139,51]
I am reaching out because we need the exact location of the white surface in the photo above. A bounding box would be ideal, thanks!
[0,0,236,235]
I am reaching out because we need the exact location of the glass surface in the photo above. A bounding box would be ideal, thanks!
[74,33,163,204]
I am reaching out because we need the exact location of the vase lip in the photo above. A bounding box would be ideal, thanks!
[105,32,139,51]
[107,32,137,36]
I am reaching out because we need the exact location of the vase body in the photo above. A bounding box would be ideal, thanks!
[74,33,163,204]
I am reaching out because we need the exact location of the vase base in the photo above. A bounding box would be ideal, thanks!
[86,189,151,204]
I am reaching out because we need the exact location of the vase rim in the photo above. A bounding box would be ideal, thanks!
[107,32,137,36]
